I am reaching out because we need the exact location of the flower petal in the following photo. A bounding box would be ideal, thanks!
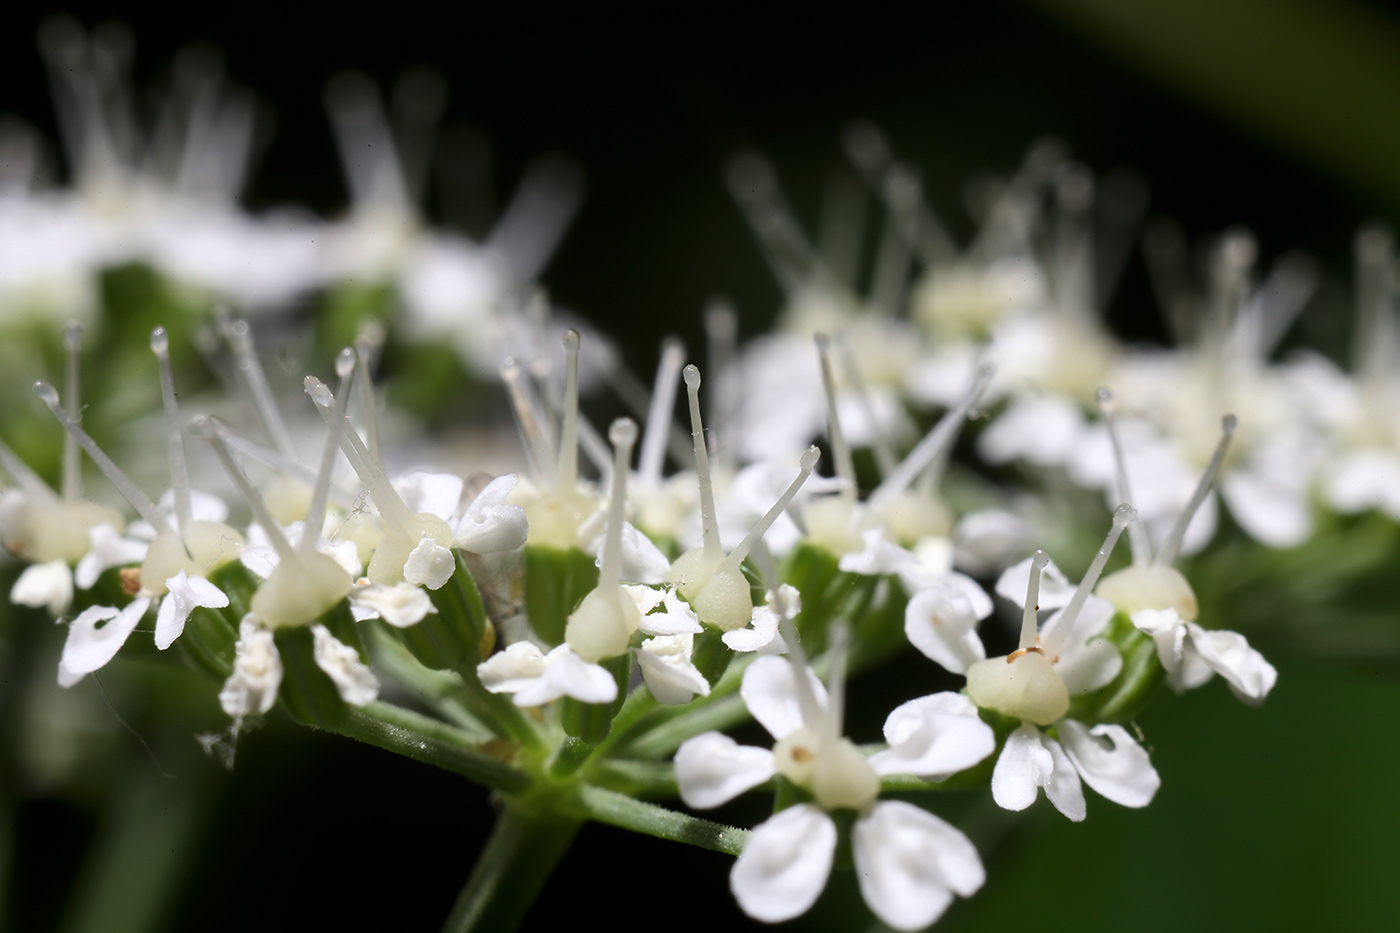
[12,559,74,616]
[740,655,828,741]
[477,641,549,695]
[154,571,228,650]
[1057,719,1160,808]
[533,645,617,706]
[453,474,529,553]
[403,537,456,590]
[394,471,464,522]
[75,524,147,590]
[312,625,379,706]
[219,618,282,720]
[349,581,438,628]
[853,800,985,931]
[995,556,1075,610]
[1186,622,1277,705]
[1042,733,1087,821]
[990,722,1054,812]
[635,634,711,705]
[58,597,152,687]
[730,804,836,924]
[870,692,997,780]
[903,585,985,675]
[674,731,775,809]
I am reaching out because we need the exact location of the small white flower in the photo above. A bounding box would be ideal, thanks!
[11,559,75,616]
[624,585,702,636]
[722,585,799,654]
[403,533,456,590]
[1133,607,1277,704]
[219,617,283,722]
[991,720,1159,821]
[634,634,710,705]
[868,692,997,781]
[348,580,438,627]
[452,473,529,553]
[154,570,230,650]
[312,625,378,706]
[74,524,148,589]
[477,641,617,707]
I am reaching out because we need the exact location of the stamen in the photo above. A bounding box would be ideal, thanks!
[868,163,918,316]
[303,349,356,553]
[1354,226,1393,382]
[151,327,192,535]
[836,336,897,478]
[226,320,296,460]
[556,329,581,494]
[304,374,416,536]
[62,321,83,501]
[1019,550,1050,651]
[193,416,298,565]
[0,436,57,503]
[354,322,385,467]
[724,152,820,294]
[638,337,685,486]
[34,382,168,531]
[684,365,723,558]
[816,160,867,290]
[716,445,820,577]
[865,363,993,519]
[823,621,851,739]
[1043,504,1135,655]
[1157,415,1237,567]
[704,299,737,469]
[815,334,857,501]
[1096,387,1150,566]
[502,357,555,483]
[598,418,638,589]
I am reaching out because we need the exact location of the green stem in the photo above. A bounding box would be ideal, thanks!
[441,803,581,933]
[366,625,496,740]
[573,784,750,855]
[325,702,531,793]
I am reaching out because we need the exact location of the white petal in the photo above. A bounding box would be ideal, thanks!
[903,585,985,675]
[349,581,438,628]
[403,536,456,590]
[839,528,918,577]
[219,619,282,719]
[674,731,775,809]
[1042,734,1086,821]
[976,394,1085,467]
[740,655,828,741]
[154,571,229,650]
[597,522,671,585]
[635,635,711,705]
[723,605,781,653]
[12,559,74,616]
[952,509,1031,577]
[58,597,152,686]
[1186,623,1277,704]
[477,641,549,694]
[853,800,985,931]
[636,587,703,636]
[730,804,836,924]
[311,625,379,706]
[1220,469,1313,548]
[990,722,1053,812]
[1057,719,1160,808]
[394,471,464,522]
[75,525,147,589]
[870,692,997,780]
[622,583,667,616]
[453,474,529,553]
[995,556,1076,610]
[514,645,618,706]
[1055,637,1122,695]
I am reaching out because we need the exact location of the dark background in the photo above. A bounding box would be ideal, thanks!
[3,2,1396,931]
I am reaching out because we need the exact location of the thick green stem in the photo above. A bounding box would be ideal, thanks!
[325,702,531,793]
[441,804,581,933]
[573,784,750,855]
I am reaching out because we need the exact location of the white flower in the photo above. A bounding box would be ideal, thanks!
[403,533,456,590]
[57,598,152,687]
[1132,607,1277,704]
[219,617,283,722]
[11,559,75,616]
[312,625,379,706]
[477,641,617,707]
[74,524,149,589]
[451,474,529,553]
[868,692,997,781]
[722,585,799,654]
[634,634,710,705]
[154,570,230,650]
[624,585,703,636]
[991,720,1159,821]
[348,580,438,627]
[675,655,986,930]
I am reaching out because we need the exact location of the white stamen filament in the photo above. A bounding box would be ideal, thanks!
[1157,415,1237,567]
[836,336,897,478]
[302,349,356,553]
[194,416,299,565]
[1043,504,1135,656]
[1096,387,1150,566]
[716,445,820,577]
[227,320,297,460]
[556,329,581,493]
[502,358,555,484]
[34,382,170,532]
[865,362,993,519]
[218,430,354,510]
[704,299,737,469]
[354,324,384,467]
[1019,550,1049,651]
[0,437,58,503]
[815,334,856,501]
[684,364,723,558]
[151,327,192,535]
[823,621,851,740]
[304,375,416,536]
[598,418,638,588]
[638,337,685,486]
[817,159,867,289]
[724,152,820,295]
[62,321,82,501]
[869,163,917,316]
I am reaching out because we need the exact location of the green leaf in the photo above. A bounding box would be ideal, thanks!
[522,545,598,646]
